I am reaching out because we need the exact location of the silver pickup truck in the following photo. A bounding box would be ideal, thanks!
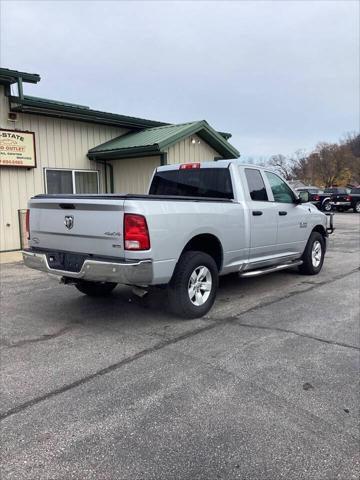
[23,161,334,318]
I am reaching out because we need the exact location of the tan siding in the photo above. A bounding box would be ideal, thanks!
[0,86,128,250]
[110,156,161,194]
[166,134,221,164]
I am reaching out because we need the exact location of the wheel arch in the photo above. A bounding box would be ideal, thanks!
[312,224,327,238]
[180,233,223,271]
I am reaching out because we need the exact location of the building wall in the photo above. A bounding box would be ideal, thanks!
[0,86,127,250]
[0,85,224,250]
[110,155,161,194]
[110,134,220,194]
[165,134,221,164]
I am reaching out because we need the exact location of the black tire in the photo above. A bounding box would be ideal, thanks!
[322,201,332,212]
[298,232,325,275]
[75,281,117,296]
[167,251,218,319]
[354,201,360,213]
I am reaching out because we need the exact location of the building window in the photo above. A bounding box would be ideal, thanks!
[45,169,99,194]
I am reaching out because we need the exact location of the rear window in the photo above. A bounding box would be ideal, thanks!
[149,168,234,199]
[351,188,360,194]
[324,188,347,194]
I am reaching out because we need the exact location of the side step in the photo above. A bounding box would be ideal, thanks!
[239,260,303,278]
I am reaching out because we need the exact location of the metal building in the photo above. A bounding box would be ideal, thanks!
[0,68,239,251]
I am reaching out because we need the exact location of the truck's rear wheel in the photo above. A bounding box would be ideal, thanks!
[354,201,360,213]
[298,232,325,275]
[167,251,218,318]
[75,281,117,296]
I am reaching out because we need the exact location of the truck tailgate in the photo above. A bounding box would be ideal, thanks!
[28,197,125,257]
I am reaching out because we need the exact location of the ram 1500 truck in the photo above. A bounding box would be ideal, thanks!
[23,161,334,318]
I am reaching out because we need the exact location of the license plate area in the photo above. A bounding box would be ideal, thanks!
[46,252,87,272]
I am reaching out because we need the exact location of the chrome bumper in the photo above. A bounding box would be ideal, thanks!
[22,250,153,285]
[330,201,350,206]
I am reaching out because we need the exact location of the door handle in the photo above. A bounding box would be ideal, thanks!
[252,211,263,216]
[279,211,287,216]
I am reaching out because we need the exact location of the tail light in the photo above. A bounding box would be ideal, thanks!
[179,163,201,170]
[124,214,150,250]
[346,196,351,201]
[25,209,30,240]
[313,195,320,201]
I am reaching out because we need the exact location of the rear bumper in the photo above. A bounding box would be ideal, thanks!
[22,250,153,285]
[330,201,351,207]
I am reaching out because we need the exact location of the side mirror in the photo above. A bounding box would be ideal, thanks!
[297,191,309,203]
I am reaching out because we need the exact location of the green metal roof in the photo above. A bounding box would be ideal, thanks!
[0,68,40,85]
[88,121,239,160]
[9,95,167,130]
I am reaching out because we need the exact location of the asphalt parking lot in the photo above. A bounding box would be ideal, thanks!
[1,213,359,480]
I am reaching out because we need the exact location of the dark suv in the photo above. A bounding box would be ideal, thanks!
[326,187,352,212]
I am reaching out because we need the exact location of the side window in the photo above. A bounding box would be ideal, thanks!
[265,172,294,203]
[244,168,268,201]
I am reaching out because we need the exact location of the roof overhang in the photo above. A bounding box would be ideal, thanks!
[0,68,40,86]
[88,120,239,160]
[8,95,168,130]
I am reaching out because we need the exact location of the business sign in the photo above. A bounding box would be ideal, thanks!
[0,129,36,168]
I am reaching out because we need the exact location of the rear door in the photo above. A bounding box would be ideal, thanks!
[264,171,309,255]
[29,197,125,257]
[243,168,278,260]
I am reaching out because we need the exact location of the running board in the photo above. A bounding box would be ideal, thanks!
[239,260,303,278]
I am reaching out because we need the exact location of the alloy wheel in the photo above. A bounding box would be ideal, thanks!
[311,240,322,267]
[188,266,212,306]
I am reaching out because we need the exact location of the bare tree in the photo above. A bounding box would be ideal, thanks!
[267,154,294,180]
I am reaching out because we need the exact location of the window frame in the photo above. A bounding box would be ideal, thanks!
[44,168,100,194]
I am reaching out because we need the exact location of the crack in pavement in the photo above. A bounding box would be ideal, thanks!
[1,267,358,422]
[0,326,76,348]
[233,323,360,351]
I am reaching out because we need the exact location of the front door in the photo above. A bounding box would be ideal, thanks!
[264,171,310,255]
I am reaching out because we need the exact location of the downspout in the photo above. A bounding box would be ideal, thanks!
[100,161,108,193]
[108,162,114,193]
[160,152,168,166]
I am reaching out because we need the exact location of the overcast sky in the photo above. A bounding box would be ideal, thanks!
[1,0,359,160]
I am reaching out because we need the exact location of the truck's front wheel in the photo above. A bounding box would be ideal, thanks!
[167,251,218,319]
[75,281,117,296]
[298,232,325,275]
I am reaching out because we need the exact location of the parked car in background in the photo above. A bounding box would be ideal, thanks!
[349,188,360,213]
[296,187,324,210]
[295,187,337,212]
[325,187,352,212]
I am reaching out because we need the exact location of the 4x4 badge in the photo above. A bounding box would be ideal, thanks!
[64,215,74,230]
